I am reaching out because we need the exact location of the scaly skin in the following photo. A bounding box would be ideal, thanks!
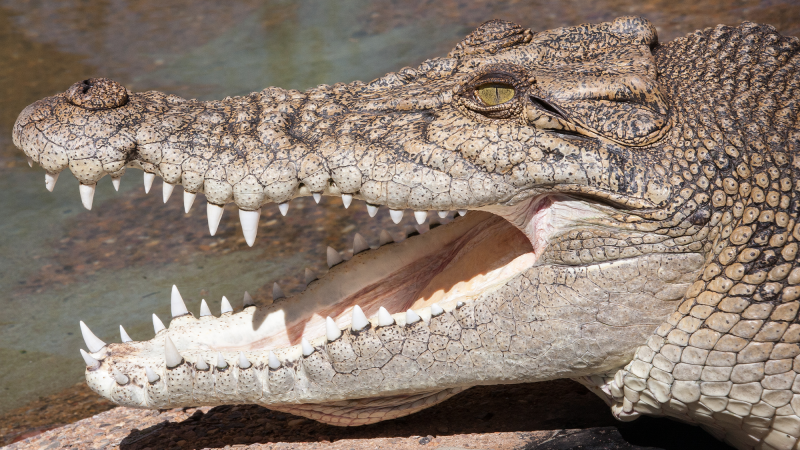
[11,16,800,449]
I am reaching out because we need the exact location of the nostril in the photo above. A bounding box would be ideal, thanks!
[66,77,129,110]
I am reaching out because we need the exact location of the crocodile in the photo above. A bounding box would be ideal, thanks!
[11,16,800,449]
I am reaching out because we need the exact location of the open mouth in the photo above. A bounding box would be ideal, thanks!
[76,190,629,397]
[67,173,705,427]
[82,193,591,364]
[160,207,535,354]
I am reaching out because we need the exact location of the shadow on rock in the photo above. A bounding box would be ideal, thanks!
[118,380,732,450]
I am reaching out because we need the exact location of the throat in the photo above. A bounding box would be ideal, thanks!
[478,194,612,258]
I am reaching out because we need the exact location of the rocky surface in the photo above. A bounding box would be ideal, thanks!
[0,382,114,446]
[3,380,731,449]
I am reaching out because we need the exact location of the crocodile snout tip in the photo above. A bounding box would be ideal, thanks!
[66,77,128,110]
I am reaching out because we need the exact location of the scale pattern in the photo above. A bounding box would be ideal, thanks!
[601,23,800,449]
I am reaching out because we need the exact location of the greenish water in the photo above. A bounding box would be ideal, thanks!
[0,0,797,416]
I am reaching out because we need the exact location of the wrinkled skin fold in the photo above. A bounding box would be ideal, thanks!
[12,16,800,450]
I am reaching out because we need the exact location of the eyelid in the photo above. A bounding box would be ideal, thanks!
[457,66,528,120]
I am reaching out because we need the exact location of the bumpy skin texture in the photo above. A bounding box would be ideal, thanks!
[11,16,800,450]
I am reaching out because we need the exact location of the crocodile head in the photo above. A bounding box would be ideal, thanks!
[12,16,746,427]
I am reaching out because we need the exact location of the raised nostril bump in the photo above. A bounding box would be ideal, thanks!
[66,77,129,110]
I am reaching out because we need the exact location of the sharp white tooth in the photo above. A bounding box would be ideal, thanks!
[145,366,160,383]
[113,368,129,385]
[183,190,196,213]
[351,305,369,331]
[430,303,444,316]
[366,204,378,217]
[378,306,394,327]
[45,172,59,192]
[353,233,370,254]
[326,316,341,341]
[277,202,290,217]
[414,210,428,224]
[268,351,281,369]
[304,268,317,285]
[301,338,314,356]
[164,336,183,368]
[207,203,224,236]
[79,321,106,353]
[162,183,174,203]
[238,352,251,369]
[342,194,352,209]
[220,296,233,314]
[152,314,166,334]
[273,283,285,300]
[111,177,121,192]
[406,309,421,324]
[243,291,255,308]
[196,357,209,371]
[458,209,467,216]
[79,349,100,369]
[379,230,394,246]
[216,352,227,369]
[79,184,95,210]
[27,157,33,167]
[389,209,403,224]
[119,325,133,343]
[143,172,155,193]
[170,285,189,318]
[327,246,343,268]
[239,208,261,247]
[199,299,212,317]
[312,192,321,203]
[457,301,465,308]
[438,210,448,219]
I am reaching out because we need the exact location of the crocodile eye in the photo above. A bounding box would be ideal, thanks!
[475,83,515,106]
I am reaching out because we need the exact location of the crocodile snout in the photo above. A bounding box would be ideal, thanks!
[66,77,128,110]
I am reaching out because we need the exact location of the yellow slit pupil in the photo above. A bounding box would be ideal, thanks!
[476,83,515,106]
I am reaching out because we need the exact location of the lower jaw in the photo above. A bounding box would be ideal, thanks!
[89,247,703,410]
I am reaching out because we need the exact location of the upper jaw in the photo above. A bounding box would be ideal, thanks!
[14,69,670,222]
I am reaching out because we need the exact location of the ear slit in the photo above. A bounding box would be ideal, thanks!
[529,96,569,120]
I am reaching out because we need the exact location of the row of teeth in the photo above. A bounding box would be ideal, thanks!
[78,285,452,385]
[38,165,467,383]
[42,170,467,246]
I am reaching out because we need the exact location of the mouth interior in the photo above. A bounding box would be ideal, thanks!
[196,207,536,353]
